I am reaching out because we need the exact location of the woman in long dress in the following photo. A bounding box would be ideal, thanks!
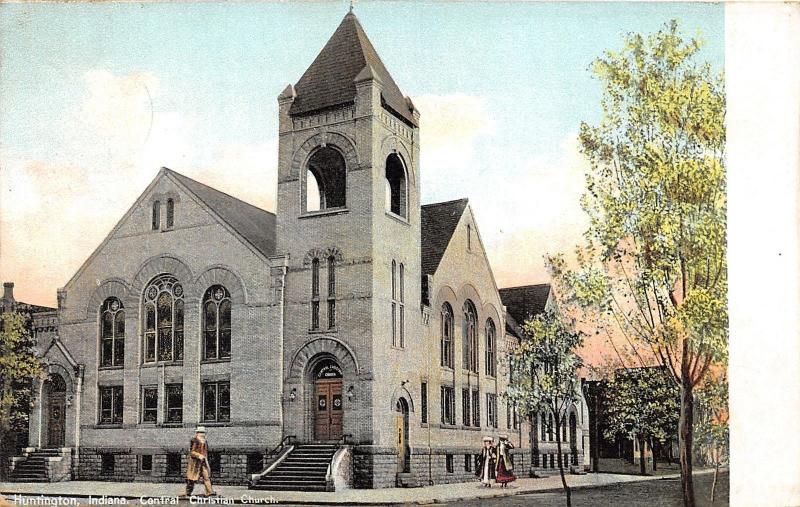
[475,436,496,487]
[495,434,517,487]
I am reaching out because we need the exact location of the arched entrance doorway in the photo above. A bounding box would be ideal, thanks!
[313,358,343,441]
[45,373,67,448]
[395,398,410,473]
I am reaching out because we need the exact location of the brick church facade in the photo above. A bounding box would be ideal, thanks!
[14,12,589,488]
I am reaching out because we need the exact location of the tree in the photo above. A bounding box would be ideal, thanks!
[0,311,45,479]
[694,374,728,504]
[602,367,679,475]
[568,20,727,507]
[505,309,584,507]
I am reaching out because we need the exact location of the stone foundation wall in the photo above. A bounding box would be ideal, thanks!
[75,448,265,485]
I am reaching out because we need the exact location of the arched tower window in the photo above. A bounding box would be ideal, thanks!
[311,258,320,330]
[142,274,184,363]
[166,198,175,228]
[203,285,231,360]
[440,303,454,368]
[327,256,336,329]
[385,153,407,218]
[462,300,478,373]
[152,201,161,230]
[100,297,125,367]
[485,318,496,377]
[306,147,346,211]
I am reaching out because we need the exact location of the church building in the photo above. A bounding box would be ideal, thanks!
[11,12,589,489]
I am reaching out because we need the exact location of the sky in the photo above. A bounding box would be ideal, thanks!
[0,1,724,307]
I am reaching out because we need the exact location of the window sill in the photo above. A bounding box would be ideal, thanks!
[98,366,124,371]
[440,366,454,372]
[384,211,410,225]
[309,328,336,334]
[200,421,232,427]
[438,423,458,430]
[140,421,157,426]
[141,361,184,367]
[201,358,231,364]
[460,425,481,431]
[95,424,123,429]
[299,207,349,219]
[161,422,184,428]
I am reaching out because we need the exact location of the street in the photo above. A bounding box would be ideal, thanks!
[452,471,729,506]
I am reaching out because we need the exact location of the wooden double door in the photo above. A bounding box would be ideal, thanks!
[47,395,66,447]
[314,378,343,441]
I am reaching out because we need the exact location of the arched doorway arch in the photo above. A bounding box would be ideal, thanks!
[45,373,67,448]
[309,356,343,442]
[395,397,410,474]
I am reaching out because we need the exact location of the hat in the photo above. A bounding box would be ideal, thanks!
[482,436,494,442]
[195,426,207,434]
[499,434,509,440]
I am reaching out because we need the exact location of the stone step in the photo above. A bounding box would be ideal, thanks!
[251,484,327,492]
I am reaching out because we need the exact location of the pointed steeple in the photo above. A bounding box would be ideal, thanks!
[288,12,417,126]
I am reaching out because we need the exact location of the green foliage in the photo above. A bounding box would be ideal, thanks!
[0,311,45,432]
[694,375,728,467]
[505,308,584,431]
[602,367,679,443]
[571,18,727,386]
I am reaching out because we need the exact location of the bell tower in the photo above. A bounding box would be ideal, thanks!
[277,11,422,457]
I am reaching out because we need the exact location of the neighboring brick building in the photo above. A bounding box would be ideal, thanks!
[17,11,588,488]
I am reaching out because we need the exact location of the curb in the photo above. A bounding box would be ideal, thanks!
[0,470,720,506]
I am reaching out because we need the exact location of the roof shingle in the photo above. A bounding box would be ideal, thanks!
[166,169,276,258]
[420,198,468,276]
[289,12,417,126]
[499,284,551,326]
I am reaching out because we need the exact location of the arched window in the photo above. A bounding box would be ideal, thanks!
[541,411,547,441]
[152,201,161,230]
[391,260,397,347]
[142,274,184,363]
[100,297,125,367]
[548,412,554,441]
[327,256,336,329]
[311,258,320,330]
[462,300,478,373]
[485,318,496,377]
[385,153,407,218]
[440,303,454,368]
[306,147,346,211]
[166,198,175,228]
[203,285,231,360]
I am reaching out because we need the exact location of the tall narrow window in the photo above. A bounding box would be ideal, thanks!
[399,263,405,348]
[142,275,183,363]
[440,385,455,425]
[485,319,496,377]
[327,256,336,329]
[100,297,125,367]
[311,258,320,330]
[462,300,478,372]
[166,383,183,424]
[487,393,498,428]
[391,261,397,346]
[440,303,454,368]
[385,153,407,218]
[99,386,124,425]
[548,413,554,441]
[472,389,480,427]
[141,387,157,423]
[203,285,231,360]
[202,381,230,423]
[420,382,428,424]
[166,198,175,228]
[152,201,161,230]
[541,412,547,441]
[461,388,471,426]
[466,224,472,250]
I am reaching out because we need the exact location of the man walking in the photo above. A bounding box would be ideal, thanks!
[185,426,216,497]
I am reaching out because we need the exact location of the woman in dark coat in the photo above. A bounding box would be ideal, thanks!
[495,434,517,487]
[475,436,497,487]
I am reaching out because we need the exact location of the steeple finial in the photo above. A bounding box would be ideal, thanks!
[349,0,354,13]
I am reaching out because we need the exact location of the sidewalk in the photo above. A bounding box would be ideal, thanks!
[1,470,714,505]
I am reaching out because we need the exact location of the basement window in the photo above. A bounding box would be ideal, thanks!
[139,454,153,474]
[166,453,182,475]
[446,454,454,473]
[101,453,115,475]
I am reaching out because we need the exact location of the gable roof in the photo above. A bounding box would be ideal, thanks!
[420,198,469,276]
[165,169,276,258]
[499,284,551,326]
[288,12,417,126]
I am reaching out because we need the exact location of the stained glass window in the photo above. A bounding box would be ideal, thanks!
[142,274,184,363]
[203,285,231,360]
[100,298,124,367]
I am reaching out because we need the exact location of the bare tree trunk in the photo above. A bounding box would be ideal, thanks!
[710,464,719,503]
[679,370,696,507]
[555,417,572,507]
[638,434,646,475]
